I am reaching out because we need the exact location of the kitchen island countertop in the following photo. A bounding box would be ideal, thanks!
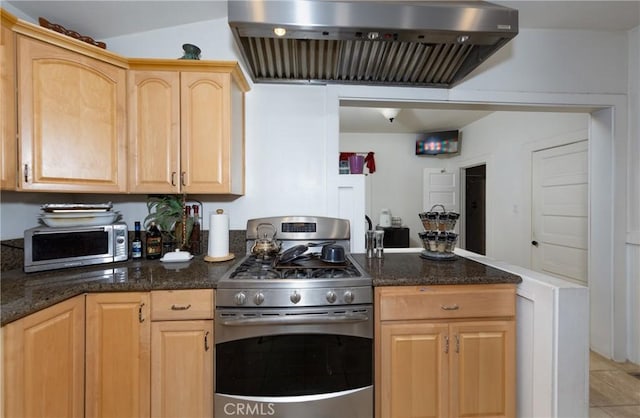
[2,252,521,326]
[352,252,522,286]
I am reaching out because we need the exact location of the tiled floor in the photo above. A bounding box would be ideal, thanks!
[590,351,640,417]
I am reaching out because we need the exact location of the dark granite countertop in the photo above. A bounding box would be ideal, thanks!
[1,256,237,326]
[2,252,521,326]
[352,253,522,287]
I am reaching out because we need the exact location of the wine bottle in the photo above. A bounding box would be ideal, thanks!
[190,205,201,255]
[146,221,162,260]
[132,221,143,259]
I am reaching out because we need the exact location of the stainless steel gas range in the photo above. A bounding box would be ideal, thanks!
[215,216,373,418]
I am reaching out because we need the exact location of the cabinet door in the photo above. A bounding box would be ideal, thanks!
[449,320,515,418]
[379,322,449,418]
[180,71,231,194]
[86,292,151,418]
[128,70,180,193]
[17,35,126,192]
[3,295,85,418]
[151,320,214,418]
[1,23,16,190]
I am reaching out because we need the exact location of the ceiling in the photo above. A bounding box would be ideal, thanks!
[6,0,638,134]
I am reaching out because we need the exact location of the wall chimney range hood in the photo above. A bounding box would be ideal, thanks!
[227,0,518,88]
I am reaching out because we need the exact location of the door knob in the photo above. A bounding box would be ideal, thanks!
[531,240,539,247]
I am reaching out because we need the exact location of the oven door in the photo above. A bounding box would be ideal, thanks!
[214,305,373,418]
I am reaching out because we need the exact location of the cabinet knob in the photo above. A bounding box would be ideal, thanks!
[531,240,539,247]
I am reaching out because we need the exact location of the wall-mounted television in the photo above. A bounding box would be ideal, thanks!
[415,130,460,156]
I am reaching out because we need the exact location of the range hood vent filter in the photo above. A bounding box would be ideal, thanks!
[228,1,519,88]
[241,37,477,86]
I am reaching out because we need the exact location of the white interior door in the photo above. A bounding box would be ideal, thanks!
[423,168,459,213]
[532,140,588,285]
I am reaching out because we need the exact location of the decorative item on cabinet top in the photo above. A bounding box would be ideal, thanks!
[180,43,201,60]
[38,17,106,49]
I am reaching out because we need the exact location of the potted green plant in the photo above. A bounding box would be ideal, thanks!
[144,194,193,249]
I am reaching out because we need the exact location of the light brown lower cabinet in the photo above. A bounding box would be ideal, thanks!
[151,320,214,417]
[2,290,215,418]
[375,285,516,418]
[150,289,215,418]
[2,295,85,418]
[85,292,151,418]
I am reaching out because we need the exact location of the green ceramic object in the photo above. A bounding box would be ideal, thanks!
[180,43,201,60]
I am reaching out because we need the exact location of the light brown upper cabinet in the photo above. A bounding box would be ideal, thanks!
[16,34,127,192]
[128,60,249,195]
[1,11,17,190]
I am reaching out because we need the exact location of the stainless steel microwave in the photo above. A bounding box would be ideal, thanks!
[24,223,128,272]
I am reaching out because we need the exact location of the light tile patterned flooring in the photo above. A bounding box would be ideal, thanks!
[590,351,640,417]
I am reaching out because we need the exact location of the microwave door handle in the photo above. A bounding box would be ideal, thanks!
[33,227,107,234]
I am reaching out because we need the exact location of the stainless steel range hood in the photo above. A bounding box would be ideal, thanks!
[227,0,518,88]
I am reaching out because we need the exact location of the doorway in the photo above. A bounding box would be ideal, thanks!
[464,165,486,255]
[531,140,588,285]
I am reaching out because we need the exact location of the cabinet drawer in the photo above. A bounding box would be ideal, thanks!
[151,289,214,321]
[377,285,515,321]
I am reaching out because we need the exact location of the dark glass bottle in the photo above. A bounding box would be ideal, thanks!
[132,221,143,259]
[146,221,162,260]
[190,205,201,255]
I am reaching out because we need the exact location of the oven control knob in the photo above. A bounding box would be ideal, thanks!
[254,292,265,305]
[343,290,355,304]
[234,292,247,305]
[326,291,337,304]
[290,291,301,304]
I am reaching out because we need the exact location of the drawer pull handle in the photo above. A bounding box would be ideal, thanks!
[171,304,191,311]
[138,302,145,323]
[440,304,459,311]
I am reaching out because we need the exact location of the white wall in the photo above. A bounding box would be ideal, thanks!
[456,28,629,94]
[339,133,448,247]
[626,26,640,364]
[448,112,589,268]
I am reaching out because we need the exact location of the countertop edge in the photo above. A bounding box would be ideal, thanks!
[2,252,522,326]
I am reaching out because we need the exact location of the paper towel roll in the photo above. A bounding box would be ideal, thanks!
[208,210,229,257]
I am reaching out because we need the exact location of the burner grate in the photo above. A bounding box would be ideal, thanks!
[228,255,361,280]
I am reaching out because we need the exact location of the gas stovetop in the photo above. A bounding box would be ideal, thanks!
[228,254,363,280]
[216,216,372,308]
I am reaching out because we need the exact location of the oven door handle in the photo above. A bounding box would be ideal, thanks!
[220,313,369,326]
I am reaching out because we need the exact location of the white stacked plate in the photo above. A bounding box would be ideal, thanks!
[39,203,120,227]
